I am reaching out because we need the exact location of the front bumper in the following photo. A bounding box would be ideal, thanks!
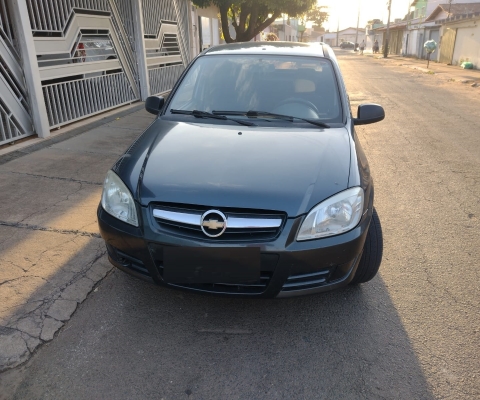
[97,205,371,298]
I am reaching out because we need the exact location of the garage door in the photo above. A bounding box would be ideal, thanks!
[439,28,456,65]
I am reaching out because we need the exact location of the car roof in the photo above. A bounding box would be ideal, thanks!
[204,42,327,58]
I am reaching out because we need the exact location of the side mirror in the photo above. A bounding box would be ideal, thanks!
[353,104,385,125]
[145,96,165,115]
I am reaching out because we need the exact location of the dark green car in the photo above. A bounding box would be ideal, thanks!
[98,42,385,298]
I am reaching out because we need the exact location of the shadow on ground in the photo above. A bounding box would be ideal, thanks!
[0,109,154,371]
[3,270,434,400]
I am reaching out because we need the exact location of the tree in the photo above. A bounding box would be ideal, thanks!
[305,5,328,28]
[298,5,329,42]
[192,0,317,43]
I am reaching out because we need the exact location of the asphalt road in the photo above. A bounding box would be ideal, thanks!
[1,51,479,400]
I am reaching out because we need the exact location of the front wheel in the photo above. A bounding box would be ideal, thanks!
[350,208,383,284]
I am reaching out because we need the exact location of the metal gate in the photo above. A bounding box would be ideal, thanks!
[439,28,456,65]
[143,0,189,95]
[28,0,140,128]
[0,1,34,145]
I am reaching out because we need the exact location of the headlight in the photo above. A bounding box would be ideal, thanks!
[296,187,364,241]
[101,170,139,227]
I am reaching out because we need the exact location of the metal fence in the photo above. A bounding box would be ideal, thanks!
[43,72,136,127]
[0,1,15,46]
[149,64,184,96]
[143,0,189,95]
[0,102,25,144]
[26,0,110,32]
[173,0,191,66]
[1,0,191,141]
[0,0,34,145]
[142,0,176,37]
[33,0,140,129]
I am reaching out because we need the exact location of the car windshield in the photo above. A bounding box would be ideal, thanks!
[167,54,343,123]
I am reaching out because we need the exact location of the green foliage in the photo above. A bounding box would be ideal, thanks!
[298,5,328,41]
[192,0,317,43]
[301,5,328,27]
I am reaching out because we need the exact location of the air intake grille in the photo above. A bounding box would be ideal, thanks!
[281,269,333,292]
[158,266,273,294]
[106,244,151,277]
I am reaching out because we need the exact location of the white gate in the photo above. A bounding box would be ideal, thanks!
[28,0,140,128]
[142,0,190,95]
[0,1,34,145]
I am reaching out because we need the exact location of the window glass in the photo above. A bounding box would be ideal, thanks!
[168,54,342,122]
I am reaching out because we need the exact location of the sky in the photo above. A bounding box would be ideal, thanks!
[319,0,412,31]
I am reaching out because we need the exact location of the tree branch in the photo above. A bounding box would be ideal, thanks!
[219,4,234,43]
[238,3,251,33]
[251,11,281,38]
[246,3,259,38]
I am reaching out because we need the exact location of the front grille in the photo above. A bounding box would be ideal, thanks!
[152,204,285,242]
[281,269,333,292]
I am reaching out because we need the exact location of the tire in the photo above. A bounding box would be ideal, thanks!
[350,208,383,284]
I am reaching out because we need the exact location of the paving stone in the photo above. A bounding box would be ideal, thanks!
[15,316,42,338]
[85,256,112,282]
[40,318,64,341]
[47,300,77,322]
[21,332,41,353]
[0,228,106,331]
[0,327,29,372]
[61,277,95,303]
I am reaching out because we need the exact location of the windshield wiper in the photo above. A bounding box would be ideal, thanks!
[170,109,256,126]
[212,110,330,128]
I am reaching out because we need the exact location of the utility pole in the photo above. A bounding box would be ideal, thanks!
[383,0,393,58]
[336,17,339,46]
[405,0,411,55]
[354,1,360,49]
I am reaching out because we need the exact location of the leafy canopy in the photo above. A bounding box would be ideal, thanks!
[302,5,328,27]
[298,5,328,41]
[192,0,317,43]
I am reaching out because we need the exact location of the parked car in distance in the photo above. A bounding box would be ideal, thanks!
[340,41,355,49]
[98,42,385,298]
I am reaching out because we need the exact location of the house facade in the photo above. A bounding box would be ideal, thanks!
[323,28,365,47]
[365,19,385,51]
[192,4,221,52]
[371,0,480,64]
[426,3,480,66]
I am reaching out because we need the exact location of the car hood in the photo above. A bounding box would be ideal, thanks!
[138,122,352,217]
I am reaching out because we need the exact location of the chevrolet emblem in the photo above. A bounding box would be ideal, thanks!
[202,219,225,230]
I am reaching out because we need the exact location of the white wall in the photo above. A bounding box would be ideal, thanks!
[451,19,480,67]
[192,5,221,54]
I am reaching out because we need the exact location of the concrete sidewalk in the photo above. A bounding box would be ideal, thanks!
[0,104,155,371]
[364,52,480,86]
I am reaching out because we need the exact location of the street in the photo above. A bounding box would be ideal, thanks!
[1,51,479,399]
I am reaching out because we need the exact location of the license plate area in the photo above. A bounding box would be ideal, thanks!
[163,247,261,284]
